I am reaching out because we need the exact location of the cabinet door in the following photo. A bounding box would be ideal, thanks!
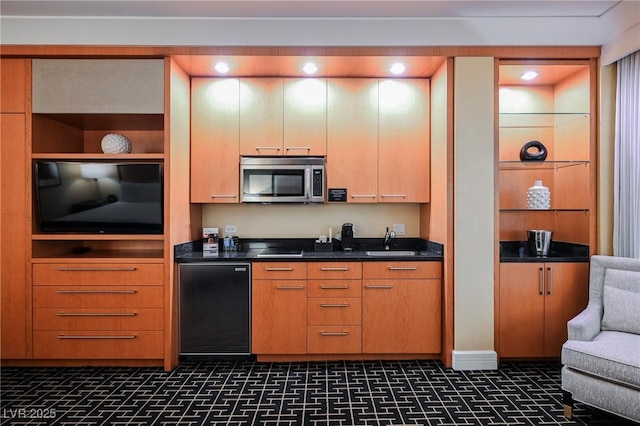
[1,114,28,359]
[543,262,589,357]
[283,78,327,156]
[252,279,306,354]
[191,78,240,203]
[1,59,28,113]
[379,79,430,203]
[362,279,441,354]
[239,78,284,156]
[499,263,545,358]
[327,78,379,202]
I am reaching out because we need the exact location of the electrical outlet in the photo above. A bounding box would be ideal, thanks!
[224,225,237,234]
[393,224,405,236]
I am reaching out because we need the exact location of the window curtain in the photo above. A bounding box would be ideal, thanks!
[613,50,640,258]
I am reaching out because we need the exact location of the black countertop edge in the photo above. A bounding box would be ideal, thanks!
[500,240,589,263]
[175,237,443,262]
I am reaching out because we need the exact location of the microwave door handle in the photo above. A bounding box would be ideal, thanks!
[304,167,311,200]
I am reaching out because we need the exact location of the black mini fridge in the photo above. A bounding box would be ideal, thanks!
[178,263,251,356]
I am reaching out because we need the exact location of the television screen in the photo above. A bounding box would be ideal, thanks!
[34,161,163,234]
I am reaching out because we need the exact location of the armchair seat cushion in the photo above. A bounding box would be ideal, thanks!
[562,330,640,389]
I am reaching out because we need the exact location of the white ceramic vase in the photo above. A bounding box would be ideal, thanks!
[101,133,132,154]
[527,180,551,209]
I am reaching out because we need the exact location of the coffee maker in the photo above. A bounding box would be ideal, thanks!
[341,223,354,251]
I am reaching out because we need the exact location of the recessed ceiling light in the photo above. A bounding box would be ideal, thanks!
[214,62,230,74]
[390,63,406,75]
[302,62,318,75]
[520,71,539,81]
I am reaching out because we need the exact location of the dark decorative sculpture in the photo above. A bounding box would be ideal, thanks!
[519,140,548,161]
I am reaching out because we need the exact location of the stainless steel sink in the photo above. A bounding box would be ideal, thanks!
[365,250,417,257]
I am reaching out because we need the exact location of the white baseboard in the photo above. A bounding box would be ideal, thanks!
[452,350,498,370]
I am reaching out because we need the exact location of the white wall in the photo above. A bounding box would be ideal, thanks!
[453,57,497,369]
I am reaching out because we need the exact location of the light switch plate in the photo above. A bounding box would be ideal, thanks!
[393,224,405,236]
[224,225,237,234]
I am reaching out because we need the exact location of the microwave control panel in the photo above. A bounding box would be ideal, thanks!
[312,169,323,197]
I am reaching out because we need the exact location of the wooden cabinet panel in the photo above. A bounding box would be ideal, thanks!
[307,280,362,298]
[363,261,442,279]
[307,298,361,326]
[378,79,430,203]
[190,78,240,203]
[252,279,306,354]
[1,113,28,359]
[32,263,164,286]
[33,308,164,331]
[362,279,441,354]
[327,78,378,202]
[1,59,28,113]
[283,78,327,156]
[252,262,307,280]
[307,326,361,354]
[239,78,284,155]
[543,262,589,357]
[33,286,163,308]
[499,263,545,358]
[498,262,589,358]
[307,261,362,280]
[33,331,164,359]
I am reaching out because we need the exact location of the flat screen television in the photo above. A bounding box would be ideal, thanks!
[34,161,164,234]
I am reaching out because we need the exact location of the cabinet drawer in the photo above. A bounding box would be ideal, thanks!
[363,261,442,279]
[33,308,164,331]
[33,331,164,359]
[33,286,163,308]
[307,280,362,298]
[252,262,307,279]
[307,326,361,354]
[308,262,362,279]
[33,263,164,286]
[307,298,361,326]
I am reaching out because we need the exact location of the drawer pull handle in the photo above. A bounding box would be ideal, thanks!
[320,267,349,271]
[265,267,294,271]
[388,267,417,271]
[210,194,237,198]
[56,335,137,340]
[56,267,137,272]
[276,286,305,290]
[255,146,281,151]
[381,194,407,198]
[285,146,311,151]
[320,332,349,336]
[320,303,349,308]
[320,285,350,289]
[56,290,138,294]
[364,285,394,289]
[56,312,137,317]
[351,195,376,198]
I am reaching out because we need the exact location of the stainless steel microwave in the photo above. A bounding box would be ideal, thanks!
[240,156,325,204]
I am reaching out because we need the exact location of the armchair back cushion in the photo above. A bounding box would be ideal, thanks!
[601,268,640,334]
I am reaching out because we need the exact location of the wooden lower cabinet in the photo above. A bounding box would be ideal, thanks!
[362,262,441,354]
[499,262,589,358]
[31,262,164,360]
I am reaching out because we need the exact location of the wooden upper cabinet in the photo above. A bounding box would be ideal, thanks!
[239,78,284,156]
[327,78,379,202]
[283,78,327,156]
[190,78,240,203]
[1,59,28,113]
[378,79,430,203]
[32,59,164,114]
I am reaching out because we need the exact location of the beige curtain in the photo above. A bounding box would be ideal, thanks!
[613,50,640,258]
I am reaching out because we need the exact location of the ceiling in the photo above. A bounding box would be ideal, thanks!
[0,1,622,19]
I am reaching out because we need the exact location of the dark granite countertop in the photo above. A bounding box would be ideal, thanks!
[500,240,589,263]
[175,238,444,263]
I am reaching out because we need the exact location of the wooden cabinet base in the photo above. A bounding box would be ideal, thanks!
[255,354,441,362]
[1,359,164,368]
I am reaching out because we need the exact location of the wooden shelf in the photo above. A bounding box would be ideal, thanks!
[31,153,165,160]
[32,234,164,241]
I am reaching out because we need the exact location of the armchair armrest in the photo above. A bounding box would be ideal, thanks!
[567,304,602,341]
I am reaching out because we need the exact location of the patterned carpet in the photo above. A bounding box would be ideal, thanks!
[1,360,635,425]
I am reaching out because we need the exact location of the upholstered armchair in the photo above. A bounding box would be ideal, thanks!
[561,255,640,422]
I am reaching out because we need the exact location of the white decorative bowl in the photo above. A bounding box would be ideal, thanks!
[101,134,132,154]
